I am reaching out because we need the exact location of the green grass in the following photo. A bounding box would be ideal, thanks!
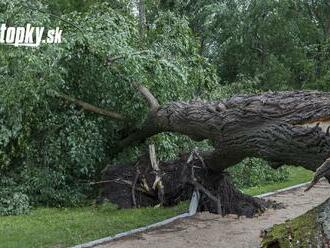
[0,166,313,248]
[242,166,313,196]
[0,202,187,248]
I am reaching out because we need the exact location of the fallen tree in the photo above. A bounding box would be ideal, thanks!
[54,88,330,217]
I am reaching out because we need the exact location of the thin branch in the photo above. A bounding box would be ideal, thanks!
[190,179,222,214]
[49,90,125,120]
[187,150,222,214]
[189,180,219,203]
[89,179,114,185]
[107,50,150,65]
[133,82,159,111]
[98,178,155,197]
[132,168,140,208]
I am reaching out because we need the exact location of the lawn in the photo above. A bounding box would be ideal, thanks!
[0,166,313,248]
[0,202,188,248]
[242,166,313,196]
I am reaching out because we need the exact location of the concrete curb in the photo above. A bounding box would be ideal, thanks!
[72,181,311,248]
[71,212,192,248]
[72,190,200,248]
[255,181,311,198]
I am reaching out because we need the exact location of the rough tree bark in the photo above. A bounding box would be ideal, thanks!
[120,91,330,174]
[54,89,330,217]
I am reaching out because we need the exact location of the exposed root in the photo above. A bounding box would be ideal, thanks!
[100,150,273,217]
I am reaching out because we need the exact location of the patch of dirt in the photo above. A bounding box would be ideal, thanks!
[96,181,330,248]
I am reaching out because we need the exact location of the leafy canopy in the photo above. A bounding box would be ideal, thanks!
[0,0,216,210]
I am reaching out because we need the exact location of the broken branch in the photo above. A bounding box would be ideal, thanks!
[133,82,159,111]
[107,50,149,65]
[189,180,219,204]
[149,144,165,205]
[132,168,140,208]
[113,178,155,197]
[49,90,125,120]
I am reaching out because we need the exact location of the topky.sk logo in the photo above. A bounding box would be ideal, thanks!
[0,23,62,47]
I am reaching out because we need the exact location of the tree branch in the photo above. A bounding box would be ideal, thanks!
[132,168,140,208]
[107,50,149,65]
[189,180,220,205]
[49,90,125,120]
[116,110,162,150]
[132,82,160,111]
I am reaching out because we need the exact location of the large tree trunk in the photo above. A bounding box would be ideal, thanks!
[120,91,330,173]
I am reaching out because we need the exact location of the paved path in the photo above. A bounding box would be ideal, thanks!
[98,181,330,248]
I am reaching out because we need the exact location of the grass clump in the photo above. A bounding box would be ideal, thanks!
[242,166,313,196]
[261,208,319,247]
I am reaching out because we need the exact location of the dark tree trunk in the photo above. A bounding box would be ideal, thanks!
[120,91,330,173]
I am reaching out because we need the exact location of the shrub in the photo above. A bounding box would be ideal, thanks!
[228,158,289,189]
[0,178,30,216]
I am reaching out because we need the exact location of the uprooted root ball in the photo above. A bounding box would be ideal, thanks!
[99,152,278,217]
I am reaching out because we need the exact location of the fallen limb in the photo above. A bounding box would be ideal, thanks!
[48,90,125,120]
[133,82,159,111]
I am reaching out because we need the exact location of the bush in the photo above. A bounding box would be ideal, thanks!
[228,158,289,189]
[0,178,30,216]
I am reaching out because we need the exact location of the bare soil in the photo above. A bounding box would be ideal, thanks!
[98,181,330,248]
